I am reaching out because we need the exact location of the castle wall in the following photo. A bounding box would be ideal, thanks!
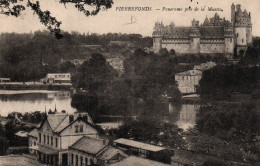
[190,38,200,54]
[162,43,190,53]
[225,38,234,54]
[246,27,252,44]
[235,27,247,46]
[153,37,162,53]
[200,42,225,54]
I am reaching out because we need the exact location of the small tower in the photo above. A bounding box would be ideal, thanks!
[231,3,235,25]
[152,21,163,53]
[190,19,201,54]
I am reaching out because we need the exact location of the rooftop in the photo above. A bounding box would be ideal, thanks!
[70,136,108,155]
[175,70,202,76]
[97,146,128,161]
[44,112,94,133]
[114,138,166,152]
[28,128,38,138]
[15,131,28,138]
[110,156,170,166]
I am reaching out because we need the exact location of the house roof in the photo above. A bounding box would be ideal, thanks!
[15,131,28,138]
[110,156,170,166]
[70,136,108,155]
[41,112,95,133]
[114,138,165,152]
[97,146,128,161]
[175,70,202,76]
[28,128,38,138]
[200,26,224,38]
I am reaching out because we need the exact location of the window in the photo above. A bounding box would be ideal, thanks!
[90,159,94,165]
[75,125,79,133]
[39,133,41,143]
[34,141,36,146]
[242,39,244,43]
[56,137,58,148]
[80,156,83,166]
[44,135,46,144]
[71,154,74,165]
[230,38,232,43]
[80,125,83,132]
[47,135,49,144]
[51,136,53,146]
[68,75,70,78]
[85,158,88,166]
[76,155,78,166]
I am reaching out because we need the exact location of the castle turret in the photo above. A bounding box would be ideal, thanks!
[190,19,201,54]
[152,21,163,53]
[234,4,252,56]
[231,3,235,25]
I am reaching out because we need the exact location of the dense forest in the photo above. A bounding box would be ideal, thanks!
[0,31,152,81]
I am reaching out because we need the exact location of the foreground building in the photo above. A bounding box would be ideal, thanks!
[69,136,127,166]
[29,112,98,166]
[153,4,252,57]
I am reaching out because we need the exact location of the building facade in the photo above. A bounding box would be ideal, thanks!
[29,112,98,166]
[175,70,202,94]
[153,4,252,57]
[69,137,127,166]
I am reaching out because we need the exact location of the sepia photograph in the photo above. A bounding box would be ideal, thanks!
[0,0,259,165]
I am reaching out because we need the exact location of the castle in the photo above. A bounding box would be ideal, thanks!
[152,4,252,57]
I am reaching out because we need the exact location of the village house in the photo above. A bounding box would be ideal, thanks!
[29,112,98,166]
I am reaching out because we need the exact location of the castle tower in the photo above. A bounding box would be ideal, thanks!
[189,19,201,54]
[234,4,252,56]
[224,26,234,55]
[231,3,235,25]
[152,21,163,53]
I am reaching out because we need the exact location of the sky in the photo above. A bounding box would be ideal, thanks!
[0,0,260,37]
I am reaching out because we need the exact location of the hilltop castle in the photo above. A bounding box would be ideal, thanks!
[152,4,252,57]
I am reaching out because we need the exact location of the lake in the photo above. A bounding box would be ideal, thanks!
[0,90,200,130]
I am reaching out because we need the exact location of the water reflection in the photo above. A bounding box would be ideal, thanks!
[0,90,200,130]
[0,90,76,116]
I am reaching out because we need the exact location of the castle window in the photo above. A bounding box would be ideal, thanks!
[242,39,244,43]
[230,38,232,43]
[237,33,239,37]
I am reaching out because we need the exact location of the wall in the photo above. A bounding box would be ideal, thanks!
[246,27,252,44]
[153,37,161,53]
[225,38,234,54]
[60,120,98,149]
[68,149,96,166]
[200,43,225,54]
[175,74,202,94]
[190,38,200,54]
[162,42,190,53]
[235,27,247,46]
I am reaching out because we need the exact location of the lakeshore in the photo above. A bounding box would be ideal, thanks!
[0,82,72,90]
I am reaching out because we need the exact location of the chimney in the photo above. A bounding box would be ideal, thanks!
[69,115,74,123]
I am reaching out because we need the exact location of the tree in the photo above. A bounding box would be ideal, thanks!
[0,0,113,39]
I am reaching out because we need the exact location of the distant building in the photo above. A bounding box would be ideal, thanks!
[69,136,127,166]
[153,4,252,57]
[30,112,98,166]
[41,73,71,84]
[175,70,202,94]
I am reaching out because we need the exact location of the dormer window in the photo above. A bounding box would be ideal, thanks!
[75,125,79,133]
[80,125,83,132]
